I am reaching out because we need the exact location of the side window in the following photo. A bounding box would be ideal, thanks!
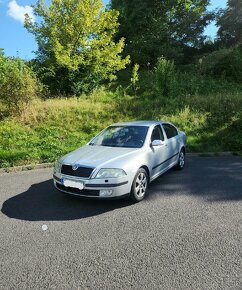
[151,125,164,142]
[163,124,178,139]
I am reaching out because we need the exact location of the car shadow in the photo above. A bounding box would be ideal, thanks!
[2,157,242,222]
[1,179,132,221]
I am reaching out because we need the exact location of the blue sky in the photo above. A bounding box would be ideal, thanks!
[0,0,227,60]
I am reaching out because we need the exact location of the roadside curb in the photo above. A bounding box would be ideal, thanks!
[0,152,240,174]
[0,162,54,174]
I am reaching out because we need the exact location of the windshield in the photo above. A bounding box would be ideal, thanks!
[89,126,149,148]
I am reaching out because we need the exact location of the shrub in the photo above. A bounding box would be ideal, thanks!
[198,47,242,83]
[130,64,140,95]
[154,57,176,97]
[0,50,41,114]
[213,47,242,83]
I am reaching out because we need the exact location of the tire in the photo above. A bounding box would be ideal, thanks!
[129,168,148,202]
[175,149,185,170]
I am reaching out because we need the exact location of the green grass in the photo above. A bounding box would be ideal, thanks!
[0,88,241,167]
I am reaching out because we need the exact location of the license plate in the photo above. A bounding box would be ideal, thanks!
[62,178,84,190]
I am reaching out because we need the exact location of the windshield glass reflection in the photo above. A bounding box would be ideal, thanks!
[90,126,149,148]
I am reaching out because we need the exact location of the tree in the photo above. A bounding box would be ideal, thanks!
[0,49,41,113]
[110,0,213,66]
[25,0,130,94]
[217,0,242,47]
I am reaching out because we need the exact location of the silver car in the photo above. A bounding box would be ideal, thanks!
[53,121,186,202]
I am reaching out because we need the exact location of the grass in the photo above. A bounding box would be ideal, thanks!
[0,88,242,167]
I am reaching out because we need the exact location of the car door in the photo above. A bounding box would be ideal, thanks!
[149,125,170,180]
[162,123,180,166]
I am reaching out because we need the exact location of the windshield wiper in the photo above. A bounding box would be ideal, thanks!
[101,144,123,147]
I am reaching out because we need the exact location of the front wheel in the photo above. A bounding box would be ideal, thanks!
[129,168,148,202]
[175,149,185,170]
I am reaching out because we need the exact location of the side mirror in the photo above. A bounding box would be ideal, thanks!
[151,140,164,147]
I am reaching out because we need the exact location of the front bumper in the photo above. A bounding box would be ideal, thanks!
[53,174,131,199]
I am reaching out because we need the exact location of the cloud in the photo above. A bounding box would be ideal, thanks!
[7,0,35,24]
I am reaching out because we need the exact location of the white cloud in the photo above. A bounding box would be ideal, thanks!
[7,0,35,24]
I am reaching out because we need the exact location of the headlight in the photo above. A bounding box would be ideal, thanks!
[54,161,62,173]
[95,168,127,179]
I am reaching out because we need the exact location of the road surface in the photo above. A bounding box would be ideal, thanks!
[0,156,242,289]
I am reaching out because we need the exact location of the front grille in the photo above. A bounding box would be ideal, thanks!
[61,164,94,178]
[56,183,99,196]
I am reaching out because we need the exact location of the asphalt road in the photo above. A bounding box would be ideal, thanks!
[0,156,242,290]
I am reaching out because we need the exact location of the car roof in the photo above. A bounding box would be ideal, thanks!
[111,120,165,127]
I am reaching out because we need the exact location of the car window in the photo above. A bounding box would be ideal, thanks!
[162,124,178,139]
[151,125,164,142]
[90,126,149,148]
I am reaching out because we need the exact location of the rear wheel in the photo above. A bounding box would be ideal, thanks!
[129,168,148,202]
[175,149,185,170]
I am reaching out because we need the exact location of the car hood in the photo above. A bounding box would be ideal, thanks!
[60,145,140,168]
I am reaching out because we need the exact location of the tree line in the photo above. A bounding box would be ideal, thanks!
[0,0,242,111]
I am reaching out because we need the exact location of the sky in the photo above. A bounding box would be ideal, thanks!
[0,0,227,60]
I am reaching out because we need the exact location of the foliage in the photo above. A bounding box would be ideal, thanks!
[194,46,242,83]
[25,0,129,95]
[217,0,242,47]
[130,64,139,95]
[212,46,242,82]
[113,53,242,101]
[1,0,242,168]
[29,61,104,96]
[154,57,176,97]
[111,0,214,66]
[0,86,242,167]
[0,49,41,114]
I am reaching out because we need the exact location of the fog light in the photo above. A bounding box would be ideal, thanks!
[99,189,113,197]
